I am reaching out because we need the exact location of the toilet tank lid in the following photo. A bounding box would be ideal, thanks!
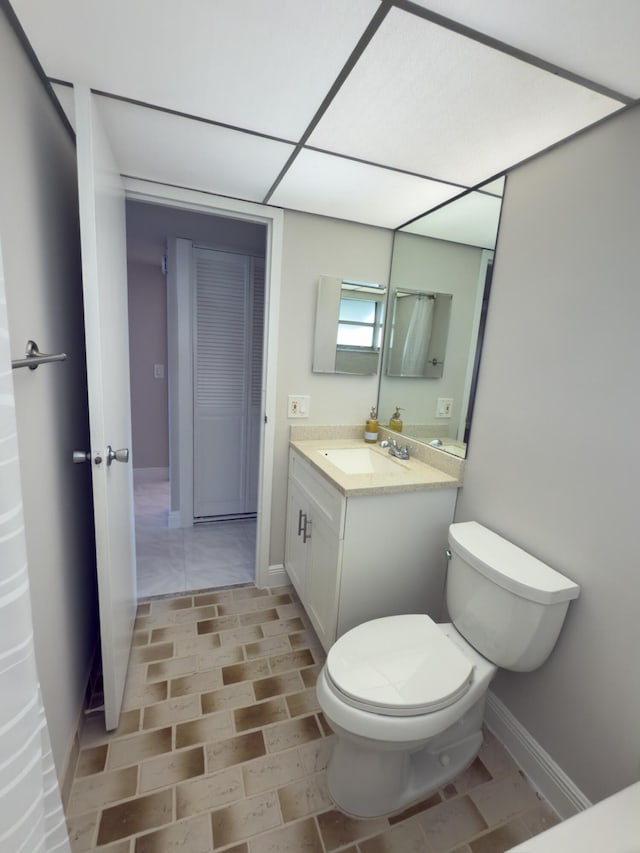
[448,522,580,605]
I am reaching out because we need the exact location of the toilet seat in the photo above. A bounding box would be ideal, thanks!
[326,615,474,717]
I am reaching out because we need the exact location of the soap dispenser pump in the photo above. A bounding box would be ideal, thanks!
[389,406,403,432]
[364,406,379,443]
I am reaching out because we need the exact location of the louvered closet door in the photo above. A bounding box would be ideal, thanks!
[246,256,265,511]
[193,248,252,518]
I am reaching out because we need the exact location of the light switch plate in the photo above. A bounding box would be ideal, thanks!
[288,395,310,418]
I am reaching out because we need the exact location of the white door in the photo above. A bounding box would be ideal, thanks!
[74,85,137,730]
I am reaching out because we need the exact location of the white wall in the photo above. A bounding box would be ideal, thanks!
[0,11,98,777]
[127,261,169,471]
[270,210,394,565]
[455,104,640,803]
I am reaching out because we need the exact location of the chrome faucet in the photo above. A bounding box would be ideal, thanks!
[379,438,410,460]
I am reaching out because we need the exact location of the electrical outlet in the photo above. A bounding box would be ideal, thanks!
[288,395,310,418]
[436,397,453,418]
[153,363,165,379]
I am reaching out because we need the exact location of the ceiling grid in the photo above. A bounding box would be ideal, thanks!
[8,0,638,229]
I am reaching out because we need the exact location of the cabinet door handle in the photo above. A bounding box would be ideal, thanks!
[303,517,312,544]
[297,509,306,536]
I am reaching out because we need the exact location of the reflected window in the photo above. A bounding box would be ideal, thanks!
[337,296,383,350]
[313,275,386,375]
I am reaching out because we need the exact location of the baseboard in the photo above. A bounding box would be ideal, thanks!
[60,723,81,809]
[133,467,169,484]
[60,640,100,808]
[485,691,591,820]
[262,563,288,590]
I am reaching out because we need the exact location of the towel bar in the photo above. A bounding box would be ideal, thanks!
[11,339,67,370]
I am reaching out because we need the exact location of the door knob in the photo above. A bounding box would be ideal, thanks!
[72,450,102,464]
[106,445,129,466]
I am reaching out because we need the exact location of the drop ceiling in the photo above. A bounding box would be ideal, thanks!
[8,0,640,229]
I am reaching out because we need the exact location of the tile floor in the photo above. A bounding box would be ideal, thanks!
[67,584,560,853]
[135,481,256,597]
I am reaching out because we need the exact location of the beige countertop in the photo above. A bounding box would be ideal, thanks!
[289,437,462,496]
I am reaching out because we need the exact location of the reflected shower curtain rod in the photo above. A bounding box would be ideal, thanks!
[396,290,436,299]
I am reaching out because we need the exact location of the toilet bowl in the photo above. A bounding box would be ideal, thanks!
[316,521,580,819]
[316,616,497,818]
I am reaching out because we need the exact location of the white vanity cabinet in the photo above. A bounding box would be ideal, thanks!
[284,447,458,651]
[284,450,344,650]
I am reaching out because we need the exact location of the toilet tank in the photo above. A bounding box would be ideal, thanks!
[446,522,580,671]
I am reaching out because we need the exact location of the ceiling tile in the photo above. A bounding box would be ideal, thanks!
[401,191,503,249]
[270,149,462,228]
[11,0,381,139]
[308,8,623,186]
[409,0,640,98]
[95,96,295,202]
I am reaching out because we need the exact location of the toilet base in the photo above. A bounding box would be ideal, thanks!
[325,697,486,819]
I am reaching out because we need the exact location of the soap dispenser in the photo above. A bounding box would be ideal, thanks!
[389,406,403,432]
[364,406,379,443]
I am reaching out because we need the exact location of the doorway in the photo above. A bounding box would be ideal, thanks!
[125,190,280,596]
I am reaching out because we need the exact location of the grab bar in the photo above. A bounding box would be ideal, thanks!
[11,339,67,370]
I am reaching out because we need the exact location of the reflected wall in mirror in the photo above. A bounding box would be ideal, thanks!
[386,289,452,378]
[313,276,386,375]
[378,178,504,458]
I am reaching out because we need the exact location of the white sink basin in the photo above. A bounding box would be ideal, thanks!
[317,447,406,475]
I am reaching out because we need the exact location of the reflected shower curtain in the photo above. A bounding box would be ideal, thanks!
[0,241,71,853]
[401,294,434,375]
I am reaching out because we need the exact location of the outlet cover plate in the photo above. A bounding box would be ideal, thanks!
[288,395,310,418]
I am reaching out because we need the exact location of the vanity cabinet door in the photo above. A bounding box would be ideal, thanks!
[284,477,308,601]
[305,509,341,652]
[284,445,459,654]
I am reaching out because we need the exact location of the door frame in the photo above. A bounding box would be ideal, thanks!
[124,177,283,589]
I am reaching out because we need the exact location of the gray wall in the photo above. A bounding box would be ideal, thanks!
[126,200,267,265]
[127,261,169,471]
[455,104,640,803]
[0,10,98,777]
[270,210,394,565]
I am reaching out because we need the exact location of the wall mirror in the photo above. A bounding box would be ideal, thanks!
[313,275,386,375]
[386,289,452,379]
[378,177,505,457]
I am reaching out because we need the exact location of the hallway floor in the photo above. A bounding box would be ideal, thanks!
[135,481,256,597]
[66,584,560,853]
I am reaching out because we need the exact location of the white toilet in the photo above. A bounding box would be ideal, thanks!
[316,521,580,819]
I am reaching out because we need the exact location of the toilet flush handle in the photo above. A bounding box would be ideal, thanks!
[446,549,452,560]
